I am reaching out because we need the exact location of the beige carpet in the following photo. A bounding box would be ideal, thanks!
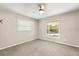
[0,39,79,56]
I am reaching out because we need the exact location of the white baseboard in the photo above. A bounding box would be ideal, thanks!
[0,39,37,50]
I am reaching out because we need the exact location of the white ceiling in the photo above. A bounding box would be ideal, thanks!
[0,3,79,19]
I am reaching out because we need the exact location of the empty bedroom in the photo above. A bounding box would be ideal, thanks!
[0,3,79,56]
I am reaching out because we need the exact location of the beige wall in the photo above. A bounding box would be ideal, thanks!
[39,10,79,48]
[0,10,79,50]
[0,10,38,50]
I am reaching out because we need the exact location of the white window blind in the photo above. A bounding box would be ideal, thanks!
[17,19,32,31]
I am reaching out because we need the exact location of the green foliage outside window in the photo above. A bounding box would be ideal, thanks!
[47,22,59,34]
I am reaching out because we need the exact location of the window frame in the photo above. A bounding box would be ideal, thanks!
[46,20,60,37]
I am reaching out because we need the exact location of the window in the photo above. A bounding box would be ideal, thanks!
[17,19,32,31]
[47,22,60,36]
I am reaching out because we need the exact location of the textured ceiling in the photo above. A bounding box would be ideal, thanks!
[0,3,79,19]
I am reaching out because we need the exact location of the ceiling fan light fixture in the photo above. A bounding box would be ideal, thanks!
[39,9,45,14]
[38,4,45,14]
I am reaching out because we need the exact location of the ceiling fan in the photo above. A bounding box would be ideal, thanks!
[38,3,45,14]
